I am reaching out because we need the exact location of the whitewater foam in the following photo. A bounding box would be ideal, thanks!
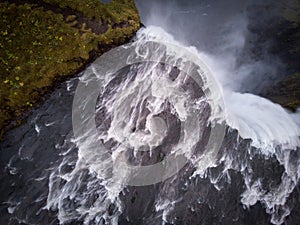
[46,26,300,225]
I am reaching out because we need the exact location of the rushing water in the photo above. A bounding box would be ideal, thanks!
[1,26,300,225]
[1,1,300,225]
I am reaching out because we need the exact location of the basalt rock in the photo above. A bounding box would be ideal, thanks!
[245,1,300,111]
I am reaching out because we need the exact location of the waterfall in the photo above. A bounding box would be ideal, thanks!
[44,26,300,225]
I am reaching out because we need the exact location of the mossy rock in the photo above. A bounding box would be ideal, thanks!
[259,1,300,111]
[264,73,300,111]
[0,0,141,137]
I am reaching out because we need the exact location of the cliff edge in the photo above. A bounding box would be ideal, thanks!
[0,0,141,137]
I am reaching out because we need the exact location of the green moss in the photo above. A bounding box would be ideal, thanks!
[264,1,300,111]
[266,72,300,111]
[281,0,300,24]
[0,0,141,136]
[42,0,140,24]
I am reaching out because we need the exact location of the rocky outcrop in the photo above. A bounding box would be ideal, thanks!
[264,73,300,111]
[0,0,141,137]
[263,12,300,111]
[246,1,300,111]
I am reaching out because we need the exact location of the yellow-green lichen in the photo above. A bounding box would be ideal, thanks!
[42,0,140,24]
[0,0,141,137]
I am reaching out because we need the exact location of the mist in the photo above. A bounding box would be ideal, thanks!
[134,0,300,150]
[135,0,285,93]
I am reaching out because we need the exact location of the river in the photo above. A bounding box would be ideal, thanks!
[1,0,300,225]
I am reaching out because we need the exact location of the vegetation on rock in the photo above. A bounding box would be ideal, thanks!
[263,0,300,111]
[0,0,141,137]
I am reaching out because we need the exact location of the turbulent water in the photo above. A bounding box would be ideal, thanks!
[1,26,300,225]
[1,1,300,225]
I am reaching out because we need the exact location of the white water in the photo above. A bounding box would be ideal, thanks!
[226,92,300,152]
[45,26,300,225]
